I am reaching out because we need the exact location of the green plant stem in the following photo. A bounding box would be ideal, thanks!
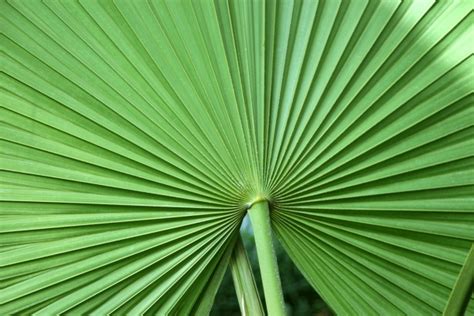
[248,200,285,316]
[443,243,474,316]
[230,236,264,316]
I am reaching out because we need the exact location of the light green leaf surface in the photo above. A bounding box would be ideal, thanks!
[0,0,473,314]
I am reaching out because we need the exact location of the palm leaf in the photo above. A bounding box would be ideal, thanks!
[1,0,473,314]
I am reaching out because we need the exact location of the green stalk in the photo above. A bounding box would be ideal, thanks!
[230,236,265,316]
[443,243,474,316]
[248,200,285,316]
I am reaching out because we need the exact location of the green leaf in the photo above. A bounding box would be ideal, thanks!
[1,0,473,314]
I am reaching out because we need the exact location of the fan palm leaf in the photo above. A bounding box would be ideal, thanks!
[1,0,473,314]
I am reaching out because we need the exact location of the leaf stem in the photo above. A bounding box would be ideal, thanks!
[443,243,474,315]
[248,200,285,316]
[230,236,265,316]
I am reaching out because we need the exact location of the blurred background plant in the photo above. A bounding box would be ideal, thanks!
[211,217,332,316]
